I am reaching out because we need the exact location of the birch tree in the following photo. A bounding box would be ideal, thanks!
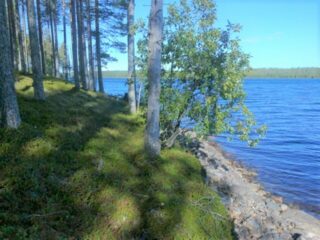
[0,0,21,128]
[145,0,163,157]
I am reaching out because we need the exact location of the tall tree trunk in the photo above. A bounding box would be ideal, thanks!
[15,0,26,73]
[86,0,95,91]
[145,0,163,157]
[26,0,45,100]
[71,0,80,89]
[49,3,56,76]
[0,0,21,128]
[13,0,22,71]
[77,0,87,89]
[95,0,103,93]
[7,0,16,69]
[127,0,136,113]
[63,0,68,80]
[36,0,46,75]
[53,0,60,77]
[22,1,29,73]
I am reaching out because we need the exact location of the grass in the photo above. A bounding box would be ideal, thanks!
[0,75,234,239]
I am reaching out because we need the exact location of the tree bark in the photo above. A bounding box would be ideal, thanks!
[95,0,103,93]
[71,0,80,89]
[21,2,30,73]
[7,0,17,69]
[63,0,68,80]
[49,1,56,76]
[36,0,46,75]
[86,0,95,90]
[26,0,45,100]
[145,0,163,157]
[53,0,60,77]
[127,0,136,113]
[15,0,27,73]
[77,0,88,89]
[0,0,21,128]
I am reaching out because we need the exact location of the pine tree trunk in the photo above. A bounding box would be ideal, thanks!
[7,0,16,69]
[127,0,136,113]
[145,0,163,157]
[26,0,45,100]
[53,0,60,77]
[71,0,80,89]
[77,0,87,90]
[49,3,56,76]
[63,0,68,81]
[21,2,30,73]
[36,0,46,75]
[0,0,21,128]
[95,0,103,93]
[13,0,22,71]
[86,0,95,91]
[15,0,26,73]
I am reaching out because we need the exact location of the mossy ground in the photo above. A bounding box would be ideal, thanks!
[0,75,233,239]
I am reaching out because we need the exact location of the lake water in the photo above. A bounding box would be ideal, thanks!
[103,77,320,218]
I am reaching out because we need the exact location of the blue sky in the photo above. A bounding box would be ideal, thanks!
[106,0,320,70]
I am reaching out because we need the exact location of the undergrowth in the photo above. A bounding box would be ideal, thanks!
[0,75,233,239]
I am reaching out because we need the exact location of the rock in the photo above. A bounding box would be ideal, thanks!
[182,131,320,240]
[292,233,303,240]
[281,204,288,212]
[272,196,283,204]
[208,158,219,169]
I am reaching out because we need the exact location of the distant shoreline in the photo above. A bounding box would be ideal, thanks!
[103,67,320,79]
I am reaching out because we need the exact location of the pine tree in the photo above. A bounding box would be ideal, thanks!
[26,0,45,100]
[145,0,163,157]
[95,0,103,92]
[0,0,21,128]
[86,0,95,90]
[71,0,80,89]
[127,0,136,113]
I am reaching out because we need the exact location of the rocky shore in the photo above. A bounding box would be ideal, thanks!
[181,132,320,240]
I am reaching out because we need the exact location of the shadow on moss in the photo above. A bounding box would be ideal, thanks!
[0,76,233,239]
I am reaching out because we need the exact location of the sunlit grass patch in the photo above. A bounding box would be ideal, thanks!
[0,75,234,239]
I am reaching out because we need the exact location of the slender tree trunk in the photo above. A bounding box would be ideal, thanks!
[21,2,29,73]
[63,0,68,80]
[95,0,103,93]
[36,0,46,75]
[49,3,56,76]
[145,0,163,157]
[13,0,22,71]
[0,0,21,128]
[7,0,16,69]
[127,0,136,113]
[26,0,45,100]
[77,0,88,89]
[86,0,95,91]
[53,0,60,77]
[71,0,80,89]
[15,0,26,73]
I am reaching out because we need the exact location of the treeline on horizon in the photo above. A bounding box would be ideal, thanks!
[103,68,320,79]
[247,68,320,78]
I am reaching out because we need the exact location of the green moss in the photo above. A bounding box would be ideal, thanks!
[0,75,233,239]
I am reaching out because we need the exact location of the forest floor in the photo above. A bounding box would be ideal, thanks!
[0,75,233,239]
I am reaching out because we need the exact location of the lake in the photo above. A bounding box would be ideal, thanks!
[103,77,320,218]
